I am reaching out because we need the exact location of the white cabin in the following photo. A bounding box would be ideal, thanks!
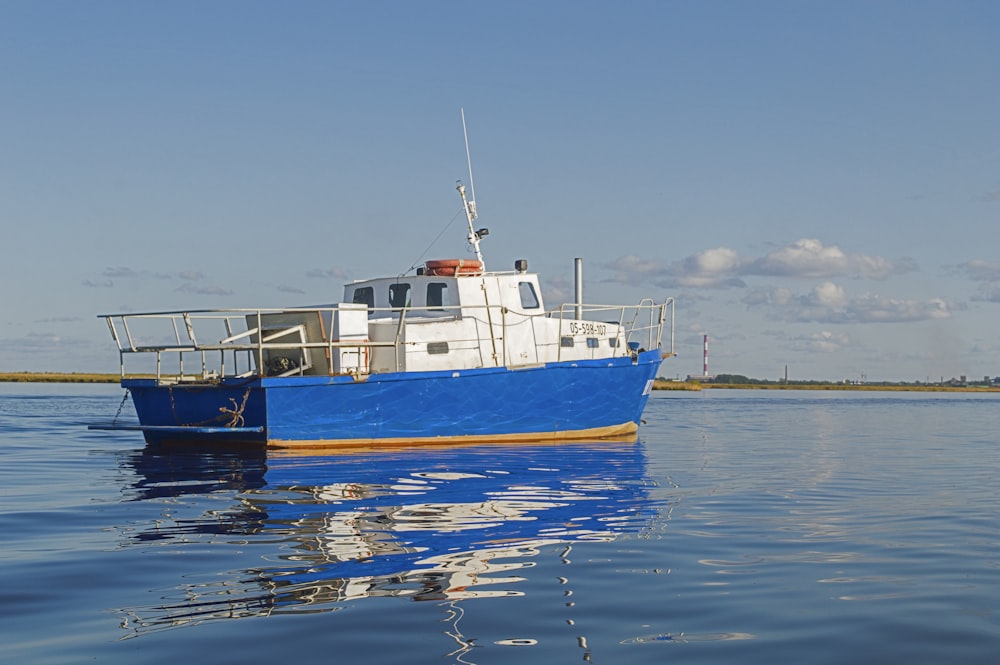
[339,261,629,374]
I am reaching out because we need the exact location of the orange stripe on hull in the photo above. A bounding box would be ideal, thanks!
[266,421,639,451]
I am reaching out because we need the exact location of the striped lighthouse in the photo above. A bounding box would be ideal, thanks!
[703,334,709,378]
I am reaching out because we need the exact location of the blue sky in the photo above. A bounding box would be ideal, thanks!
[2,1,998,381]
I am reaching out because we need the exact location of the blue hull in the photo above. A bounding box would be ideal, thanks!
[123,349,662,447]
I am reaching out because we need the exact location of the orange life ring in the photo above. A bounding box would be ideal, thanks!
[424,259,484,276]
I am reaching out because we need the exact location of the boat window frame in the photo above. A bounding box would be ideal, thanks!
[352,286,375,310]
[426,281,451,311]
[518,281,540,310]
[389,282,411,311]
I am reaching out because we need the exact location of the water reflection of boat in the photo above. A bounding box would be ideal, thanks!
[117,441,655,633]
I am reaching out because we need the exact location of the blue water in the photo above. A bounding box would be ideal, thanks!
[1,384,998,664]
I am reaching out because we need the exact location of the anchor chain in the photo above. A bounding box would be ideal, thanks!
[112,388,130,426]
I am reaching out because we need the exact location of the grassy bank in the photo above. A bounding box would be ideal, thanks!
[710,383,1000,392]
[654,380,1000,393]
[0,372,120,383]
[652,380,703,391]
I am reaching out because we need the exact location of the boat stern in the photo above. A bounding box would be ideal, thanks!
[122,378,268,445]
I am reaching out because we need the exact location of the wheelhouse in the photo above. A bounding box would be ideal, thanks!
[344,267,545,319]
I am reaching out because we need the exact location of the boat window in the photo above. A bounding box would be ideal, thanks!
[609,337,620,348]
[426,282,450,310]
[389,283,411,310]
[427,341,449,354]
[587,337,599,348]
[561,336,574,347]
[352,286,374,309]
[518,282,540,309]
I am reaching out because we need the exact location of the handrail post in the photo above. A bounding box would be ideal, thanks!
[121,316,136,352]
[557,305,564,362]
[394,308,408,372]
[256,311,264,378]
[501,306,507,365]
[669,299,675,356]
[619,306,627,356]
[327,307,335,375]
[106,317,122,351]
[182,312,197,346]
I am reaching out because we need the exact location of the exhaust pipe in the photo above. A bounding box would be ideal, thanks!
[574,257,583,320]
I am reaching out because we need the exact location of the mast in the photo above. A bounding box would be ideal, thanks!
[458,108,487,268]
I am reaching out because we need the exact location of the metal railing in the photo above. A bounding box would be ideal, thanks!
[552,298,673,362]
[99,298,674,382]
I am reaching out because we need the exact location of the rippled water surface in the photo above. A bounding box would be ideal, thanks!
[2,384,998,664]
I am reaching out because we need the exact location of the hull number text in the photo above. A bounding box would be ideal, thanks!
[569,322,607,336]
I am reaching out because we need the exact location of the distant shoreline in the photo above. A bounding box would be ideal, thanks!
[2,372,999,393]
[0,372,120,383]
[654,379,1000,393]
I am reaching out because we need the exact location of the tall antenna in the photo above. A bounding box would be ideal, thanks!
[457,107,487,267]
[462,108,477,208]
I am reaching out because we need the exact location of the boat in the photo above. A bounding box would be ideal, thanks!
[91,159,674,448]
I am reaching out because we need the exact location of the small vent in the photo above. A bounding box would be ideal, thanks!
[427,341,450,355]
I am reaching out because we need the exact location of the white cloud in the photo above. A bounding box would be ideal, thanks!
[748,239,911,280]
[788,331,851,353]
[972,283,1000,303]
[684,247,742,274]
[606,239,913,288]
[951,260,1000,303]
[957,259,1000,282]
[102,266,138,278]
[1,331,90,353]
[808,282,848,308]
[542,274,573,304]
[602,255,665,281]
[745,283,954,324]
[175,283,233,296]
[605,250,744,289]
[750,239,849,277]
[847,294,952,322]
[88,267,208,287]
[307,266,350,280]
